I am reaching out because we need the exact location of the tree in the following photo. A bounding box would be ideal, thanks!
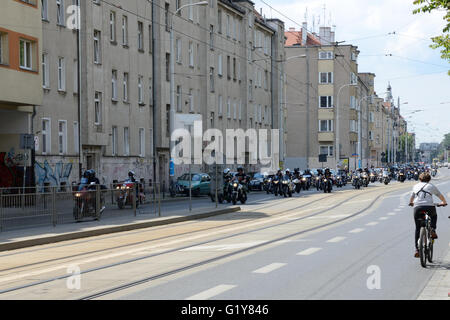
[413,0,450,75]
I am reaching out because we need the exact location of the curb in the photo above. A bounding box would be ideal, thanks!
[0,207,241,252]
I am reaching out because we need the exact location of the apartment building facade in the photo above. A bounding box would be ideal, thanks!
[0,0,43,188]
[34,0,155,188]
[24,0,284,188]
[284,25,369,171]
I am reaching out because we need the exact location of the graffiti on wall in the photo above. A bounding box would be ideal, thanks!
[0,148,23,188]
[35,160,73,189]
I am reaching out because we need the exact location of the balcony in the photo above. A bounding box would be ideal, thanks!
[318,132,334,142]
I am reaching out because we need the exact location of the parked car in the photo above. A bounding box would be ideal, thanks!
[176,173,211,196]
[249,173,265,191]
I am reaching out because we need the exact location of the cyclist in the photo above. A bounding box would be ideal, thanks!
[409,172,447,258]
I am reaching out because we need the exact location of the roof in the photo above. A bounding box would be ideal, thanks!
[284,30,322,46]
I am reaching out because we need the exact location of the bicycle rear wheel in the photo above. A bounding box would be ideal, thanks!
[419,227,427,268]
[427,238,434,263]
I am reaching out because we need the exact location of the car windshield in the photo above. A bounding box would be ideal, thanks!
[179,174,200,181]
[253,173,264,179]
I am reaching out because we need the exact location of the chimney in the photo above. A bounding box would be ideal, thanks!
[319,26,332,45]
[302,22,307,45]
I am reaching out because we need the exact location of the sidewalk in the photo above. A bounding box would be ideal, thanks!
[417,247,450,300]
[0,204,241,252]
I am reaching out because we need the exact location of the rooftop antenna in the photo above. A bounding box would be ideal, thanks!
[323,3,326,27]
[312,15,316,33]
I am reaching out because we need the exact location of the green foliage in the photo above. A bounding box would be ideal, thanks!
[413,0,450,75]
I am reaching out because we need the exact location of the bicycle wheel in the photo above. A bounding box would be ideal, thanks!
[428,238,434,263]
[419,227,427,268]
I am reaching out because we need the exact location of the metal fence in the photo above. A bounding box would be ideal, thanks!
[0,181,168,232]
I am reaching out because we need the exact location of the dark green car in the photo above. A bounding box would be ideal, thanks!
[176,173,211,196]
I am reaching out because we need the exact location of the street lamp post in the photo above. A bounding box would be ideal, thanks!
[336,83,357,170]
[169,1,208,189]
[357,95,374,169]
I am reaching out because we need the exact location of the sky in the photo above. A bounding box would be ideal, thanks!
[253,0,450,145]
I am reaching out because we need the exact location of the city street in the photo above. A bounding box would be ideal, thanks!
[0,169,448,300]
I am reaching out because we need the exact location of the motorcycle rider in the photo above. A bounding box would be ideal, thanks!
[235,166,248,192]
[409,172,447,258]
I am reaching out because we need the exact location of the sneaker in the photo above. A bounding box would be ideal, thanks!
[431,230,438,239]
[414,250,420,258]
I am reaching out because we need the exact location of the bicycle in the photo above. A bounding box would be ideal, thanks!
[415,203,447,268]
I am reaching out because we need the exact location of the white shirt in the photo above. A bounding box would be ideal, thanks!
[411,182,442,207]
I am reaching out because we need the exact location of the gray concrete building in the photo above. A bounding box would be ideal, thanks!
[30,0,285,189]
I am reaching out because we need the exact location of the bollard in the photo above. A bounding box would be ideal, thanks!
[52,187,57,227]
[132,183,137,217]
[96,184,101,219]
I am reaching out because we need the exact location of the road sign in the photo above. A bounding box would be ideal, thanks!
[20,134,35,150]
[319,154,327,163]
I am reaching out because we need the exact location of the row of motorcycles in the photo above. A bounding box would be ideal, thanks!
[263,169,348,197]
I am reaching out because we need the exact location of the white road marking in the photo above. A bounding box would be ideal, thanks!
[186,284,236,300]
[379,217,389,220]
[326,236,346,243]
[180,241,265,252]
[349,228,365,233]
[388,212,396,216]
[366,222,379,226]
[297,247,322,256]
[252,263,287,274]
[394,209,402,212]
[344,199,372,205]
[306,214,351,220]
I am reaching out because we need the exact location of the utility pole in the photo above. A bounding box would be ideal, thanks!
[305,46,310,169]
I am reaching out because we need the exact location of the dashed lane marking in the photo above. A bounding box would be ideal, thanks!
[349,228,365,233]
[186,284,237,300]
[252,263,287,274]
[297,248,322,256]
[326,236,346,243]
[366,222,379,226]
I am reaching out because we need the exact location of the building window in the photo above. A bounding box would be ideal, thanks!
[319,51,334,59]
[56,0,65,26]
[176,38,182,63]
[218,53,223,76]
[188,89,194,113]
[111,70,117,100]
[351,72,358,85]
[123,127,129,156]
[350,119,358,132]
[110,11,116,43]
[73,121,79,153]
[139,128,145,157]
[350,96,357,109]
[112,126,118,156]
[218,95,223,116]
[319,120,333,132]
[122,16,128,46]
[138,21,144,51]
[210,67,215,92]
[319,72,333,84]
[166,53,170,81]
[188,41,194,67]
[42,119,51,154]
[319,96,333,108]
[58,120,67,155]
[209,25,214,50]
[138,76,144,104]
[320,145,334,156]
[94,30,101,64]
[176,85,182,112]
[42,53,49,88]
[57,57,65,91]
[41,0,48,20]
[218,9,222,33]
[19,40,33,70]
[123,73,129,102]
[148,25,152,53]
[94,92,102,125]
[165,3,170,32]
[227,97,231,119]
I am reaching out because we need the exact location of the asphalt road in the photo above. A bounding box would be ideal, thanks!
[0,168,449,300]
